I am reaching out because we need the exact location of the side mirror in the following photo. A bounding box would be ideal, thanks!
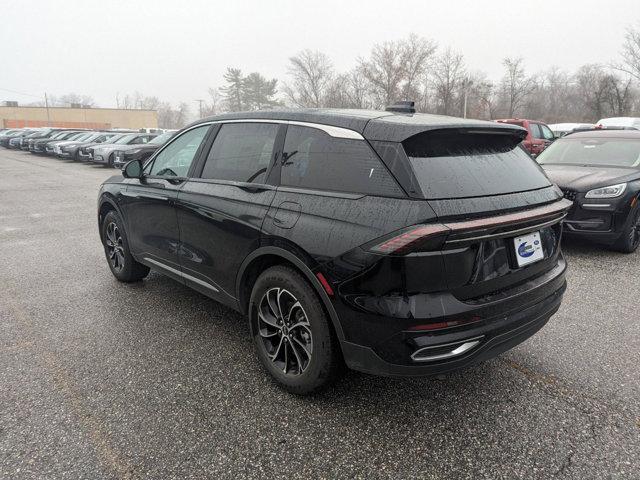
[122,159,143,179]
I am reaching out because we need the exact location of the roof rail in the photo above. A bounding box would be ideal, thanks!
[385,101,416,114]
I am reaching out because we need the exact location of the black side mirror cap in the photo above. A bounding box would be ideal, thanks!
[123,159,143,179]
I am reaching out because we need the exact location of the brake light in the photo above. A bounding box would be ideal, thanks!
[368,224,449,254]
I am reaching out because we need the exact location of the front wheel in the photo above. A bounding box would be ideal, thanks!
[612,206,640,253]
[101,210,150,281]
[249,266,343,395]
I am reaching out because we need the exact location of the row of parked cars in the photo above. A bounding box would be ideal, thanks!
[0,127,175,168]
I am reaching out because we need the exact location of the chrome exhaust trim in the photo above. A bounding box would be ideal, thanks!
[411,336,484,362]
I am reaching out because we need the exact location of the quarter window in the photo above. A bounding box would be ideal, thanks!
[529,123,543,139]
[540,124,555,140]
[148,125,210,177]
[281,125,402,196]
[201,123,279,183]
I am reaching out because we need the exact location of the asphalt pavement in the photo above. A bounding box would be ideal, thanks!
[0,148,638,479]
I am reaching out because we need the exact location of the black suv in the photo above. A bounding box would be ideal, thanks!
[98,108,571,394]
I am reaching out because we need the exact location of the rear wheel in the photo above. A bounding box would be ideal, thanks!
[101,210,150,281]
[612,206,640,253]
[249,266,342,394]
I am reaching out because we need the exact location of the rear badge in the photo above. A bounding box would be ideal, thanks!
[514,231,544,267]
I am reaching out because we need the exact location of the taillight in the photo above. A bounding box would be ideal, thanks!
[367,224,450,255]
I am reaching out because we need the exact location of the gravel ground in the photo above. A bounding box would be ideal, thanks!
[0,148,638,479]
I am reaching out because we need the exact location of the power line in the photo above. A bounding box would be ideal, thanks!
[0,87,43,99]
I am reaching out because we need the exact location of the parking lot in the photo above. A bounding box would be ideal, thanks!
[0,148,638,479]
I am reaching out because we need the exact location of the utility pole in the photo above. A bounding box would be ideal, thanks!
[462,78,473,119]
[44,93,51,126]
[195,99,204,119]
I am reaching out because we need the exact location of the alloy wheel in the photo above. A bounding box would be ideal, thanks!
[105,222,125,272]
[630,211,640,249]
[258,287,313,375]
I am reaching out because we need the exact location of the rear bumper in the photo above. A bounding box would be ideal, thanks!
[341,280,565,376]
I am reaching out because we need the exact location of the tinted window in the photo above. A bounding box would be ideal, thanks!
[148,125,209,177]
[281,125,402,196]
[404,130,551,199]
[529,123,543,139]
[201,123,278,183]
[537,137,640,167]
[129,135,153,145]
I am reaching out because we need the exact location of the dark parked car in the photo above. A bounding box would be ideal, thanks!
[55,132,117,160]
[538,130,640,252]
[5,129,40,148]
[495,118,556,156]
[44,131,90,155]
[0,129,24,147]
[89,133,157,167]
[31,130,86,154]
[112,131,176,168]
[98,108,570,394]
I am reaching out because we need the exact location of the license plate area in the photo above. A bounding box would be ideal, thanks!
[513,231,544,267]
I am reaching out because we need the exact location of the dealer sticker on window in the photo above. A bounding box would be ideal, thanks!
[513,231,544,267]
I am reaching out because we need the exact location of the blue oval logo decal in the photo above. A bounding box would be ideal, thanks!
[518,242,535,258]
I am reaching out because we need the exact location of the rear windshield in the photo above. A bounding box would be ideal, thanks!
[537,137,640,168]
[404,130,551,199]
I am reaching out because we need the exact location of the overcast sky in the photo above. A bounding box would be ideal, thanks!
[1,0,638,108]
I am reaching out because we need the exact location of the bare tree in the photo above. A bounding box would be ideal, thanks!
[202,88,223,116]
[158,102,190,129]
[359,35,436,108]
[57,93,95,107]
[618,24,640,81]
[500,57,534,117]
[575,64,613,120]
[283,50,334,107]
[431,47,466,115]
[400,34,437,101]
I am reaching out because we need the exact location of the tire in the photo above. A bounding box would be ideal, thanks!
[612,206,640,253]
[107,153,114,168]
[249,265,342,395]
[101,210,150,282]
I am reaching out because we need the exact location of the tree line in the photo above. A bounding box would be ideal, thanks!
[30,24,640,129]
[202,25,640,126]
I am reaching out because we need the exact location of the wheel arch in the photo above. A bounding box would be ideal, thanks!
[236,246,345,343]
[98,194,126,233]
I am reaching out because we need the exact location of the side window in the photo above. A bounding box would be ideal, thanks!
[148,125,209,177]
[529,123,543,139]
[281,125,402,196]
[201,123,278,183]
[540,124,555,140]
[131,135,151,145]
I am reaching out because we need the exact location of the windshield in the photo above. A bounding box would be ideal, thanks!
[537,137,640,168]
[65,132,86,140]
[149,132,171,145]
[73,133,93,142]
[102,134,126,144]
[80,133,101,142]
[404,130,551,199]
[114,134,138,144]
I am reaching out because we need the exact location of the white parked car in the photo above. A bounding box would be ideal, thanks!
[548,123,595,137]
[596,117,640,129]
